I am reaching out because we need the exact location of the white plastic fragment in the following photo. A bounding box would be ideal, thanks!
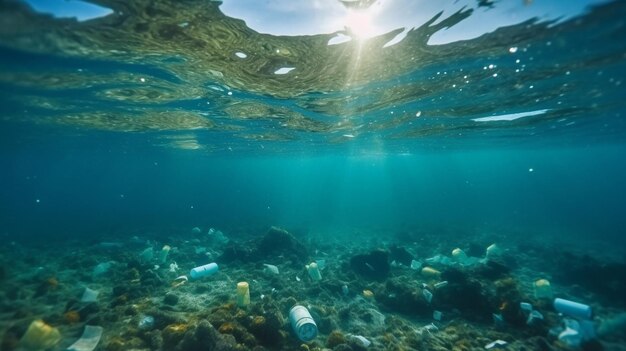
[433,310,443,321]
[527,310,544,325]
[485,339,508,349]
[263,264,279,275]
[349,334,371,347]
[80,288,99,303]
[422,289,433,303]
[434,281,448,289]
[410,260,422,270]
[66,325,104,351]
[520,302,533,313]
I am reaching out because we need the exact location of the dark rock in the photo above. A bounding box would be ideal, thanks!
[254,227,309,265]
[378,277,430,316]
[554,253,626,306]
[219,245,252,263]
[349,250,390,281]
[389,246,414,266]
[163,293,179,306]
[437,268,493,321]
[178,320,237,351]
[474,260,510,280]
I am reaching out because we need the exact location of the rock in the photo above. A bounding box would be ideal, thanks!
[437,268,493,321]
[350,250,390,281]
[389,246,414,266]
[178,320,237,351]
[378,277,430,316]
[163,293,179,306]
[254,227,309,265]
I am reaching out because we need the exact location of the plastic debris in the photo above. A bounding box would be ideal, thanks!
[416,323,438,336]
[92,262,112,277]
[289,305,318,342]
[485,244,502,258]
[236,282,250,307]
[493,313,505,328]
[138,315,154,330]
[527,310,544,326]
[306,262,322,281]
[341,284,349,296]
[434,281,448,289]
[20,320,62,350]
[421,266,441,278]
[159,245,171,264]
[169,262,179,273]
[349,334,371,347]
[315,259,326,270]
[533,279,553,299]
[139,247,154,262]
[191,227,201,234]
[422,289,433,303]
[66,325,103,351]
[554,298,592,320]
[433,310,443,321]
[263,264,279,275]
[80,287,99,303]
[172,275,188,288]
[484,340,508,349]
[520,302,533,313]
[410,259,422,270]
[451,248,468,261]
[190,262,219,280]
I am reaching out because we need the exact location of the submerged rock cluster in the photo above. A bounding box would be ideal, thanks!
[0,226,624,351]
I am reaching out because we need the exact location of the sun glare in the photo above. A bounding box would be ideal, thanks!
[345,9,375,39]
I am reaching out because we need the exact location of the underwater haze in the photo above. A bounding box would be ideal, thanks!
[1,0,626,350]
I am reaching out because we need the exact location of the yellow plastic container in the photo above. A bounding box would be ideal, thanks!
[534,279,553,299]
[20,320,61,351]
[236,281,250,307]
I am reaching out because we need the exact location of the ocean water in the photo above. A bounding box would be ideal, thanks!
[1,0,626,350]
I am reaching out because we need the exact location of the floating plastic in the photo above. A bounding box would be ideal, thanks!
[80,287,99,303]
[66,325,103,351]
[189,262,219,280]
[554,298,592,320]
[20,320,62,350]
[484,340,507,349]
[236,282,250,307]
[306,262,322,281]
[289,305,318,342]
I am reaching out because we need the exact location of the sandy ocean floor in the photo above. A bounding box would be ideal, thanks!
[1,226,625,351]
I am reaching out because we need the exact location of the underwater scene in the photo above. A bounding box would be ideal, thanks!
[1,0,626,350]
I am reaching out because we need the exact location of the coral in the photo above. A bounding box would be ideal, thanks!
[163,323,191,347]
[326,330,347,348]
[63,310,81,324]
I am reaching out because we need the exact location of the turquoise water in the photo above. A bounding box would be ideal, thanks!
[2,2,626,350]
[1,0,625,244]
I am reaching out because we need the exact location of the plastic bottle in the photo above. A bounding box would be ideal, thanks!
[189,263,219,280]
[554,298,592,320]
[289,305,318,342]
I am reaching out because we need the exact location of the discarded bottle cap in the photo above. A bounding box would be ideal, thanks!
[189,263,219,280]
[554,298,592,320]
[289,305,318,342]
